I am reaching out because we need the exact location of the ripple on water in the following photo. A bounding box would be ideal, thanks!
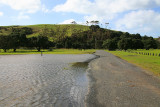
[0,54,96,107]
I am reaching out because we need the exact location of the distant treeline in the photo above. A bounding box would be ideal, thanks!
[56,25,160,50]
[0,25,160,52]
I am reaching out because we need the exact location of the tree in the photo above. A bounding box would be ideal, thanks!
[86,21,89,26]
[118,38,132,50]
[156,41,160,49]
[90,21,99,25]
[29,36,49,51]
[94,21,99,25]
[90,21,95,25]
[131,33,142,40]
[9,29,27,52]
[105,23,109,29]
[36,36,49,51]
[132,39,144,49]
[0,36,11,52]
[89,25,100,32]
[110,31,122,39]
[156,37,160,49]
[71,21,77,24]
[142,39,157,50]
[21,27,33,35]
[142,36,157,50]
[103,39,117,50]
[120,32,130,39]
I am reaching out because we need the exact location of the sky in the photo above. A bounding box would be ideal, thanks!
[0,0,160,37]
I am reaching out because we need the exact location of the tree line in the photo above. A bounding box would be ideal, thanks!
[56,25,159,50]
[0,25,159,52]
[0,27,52,52]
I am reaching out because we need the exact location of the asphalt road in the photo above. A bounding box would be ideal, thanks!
[86,50,160,107]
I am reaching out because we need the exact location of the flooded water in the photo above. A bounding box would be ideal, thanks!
[0,54,96,107]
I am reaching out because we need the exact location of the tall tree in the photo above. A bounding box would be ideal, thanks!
[103,39,117,50]
[71,21,77,24]
[0,36,11,52]
[118,38,132,50]
[94,21,99,25]
[9,29,27,52]
[86,21,89,26]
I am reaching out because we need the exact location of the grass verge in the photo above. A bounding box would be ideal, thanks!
[106,50,160,76]
[0,49,96,55]
[129,49,160,55]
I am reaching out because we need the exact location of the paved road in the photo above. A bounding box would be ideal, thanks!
[86,50,160,107]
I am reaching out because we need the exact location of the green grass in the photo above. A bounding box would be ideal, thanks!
[129,49,160,54]
[0,24,89,38]
[0,49,96,55]
[106,50,160,76]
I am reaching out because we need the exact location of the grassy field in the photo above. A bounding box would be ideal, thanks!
[0,24,89,38]
[128,49,160,55]
[107,50,160,76]
[0,49,96,55]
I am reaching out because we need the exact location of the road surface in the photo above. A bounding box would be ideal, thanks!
[86,50,160,107]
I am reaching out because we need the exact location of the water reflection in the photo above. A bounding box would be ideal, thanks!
[0,54,96,107]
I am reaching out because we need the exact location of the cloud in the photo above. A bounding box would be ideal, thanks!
[0,12,3,16]
[11,12,30,21]
[0,0,41,13]
[53,0,160,21]
[59,19,75,24]
[59,19,84,25]
[53,0,94,14]
[155,0,160,5]
[116,10,160,36]
[42,4,50,13]
[84,15,111,22]
[53,0,160,37]
[17,13,30,20]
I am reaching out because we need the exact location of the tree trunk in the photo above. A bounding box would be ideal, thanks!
[37,47,41,52]
[3,49,6,52]
[13,49,16,52]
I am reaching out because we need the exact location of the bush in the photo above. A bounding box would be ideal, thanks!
[48,47,53,51]
[103,39,117,50]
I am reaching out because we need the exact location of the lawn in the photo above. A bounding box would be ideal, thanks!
[129,49,160,55]
[0,49,96,55]
[106,50,160,76]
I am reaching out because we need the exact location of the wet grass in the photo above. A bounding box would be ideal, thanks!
[0,49,96,55]
[71,62,89,69]
[106,50,160,76]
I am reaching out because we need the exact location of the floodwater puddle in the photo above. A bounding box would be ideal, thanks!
[0,54,96,107]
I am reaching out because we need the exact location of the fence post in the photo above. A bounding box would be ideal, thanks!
[41,51,43,56]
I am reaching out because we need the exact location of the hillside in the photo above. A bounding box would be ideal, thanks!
[0,24,90,41]
[0,24,159,51]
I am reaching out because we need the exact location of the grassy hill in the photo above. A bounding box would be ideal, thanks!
[0,24,90,41]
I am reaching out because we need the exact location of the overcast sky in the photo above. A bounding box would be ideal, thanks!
[0,0,160,37]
